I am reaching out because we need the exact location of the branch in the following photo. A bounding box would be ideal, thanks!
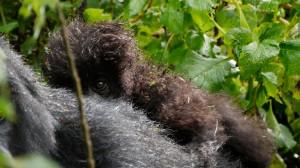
[56,3,95,168]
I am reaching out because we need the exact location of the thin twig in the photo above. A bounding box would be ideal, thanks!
[56,3,96,168]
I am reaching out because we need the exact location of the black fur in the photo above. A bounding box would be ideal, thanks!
[44,21,274,168]
[0,37,242,167]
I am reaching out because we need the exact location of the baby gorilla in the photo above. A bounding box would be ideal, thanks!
[0,37,239,167]
[44,21,275,168]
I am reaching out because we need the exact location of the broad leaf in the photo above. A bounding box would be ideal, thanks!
[239,40,279,79]
[160,5,184,34]
[176,52,231,90]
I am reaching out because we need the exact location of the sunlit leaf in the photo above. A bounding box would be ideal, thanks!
[83,8,112,23]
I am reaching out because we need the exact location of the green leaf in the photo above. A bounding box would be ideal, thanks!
[239,40,279,79]
[83,8,112,23]
[279,39,300,75]
[224,27,253,46]
[269,154,287,168]
[19,0,59,39]
[160,5,184,34]
[291,118,300,139]
[176,52,231,90]
[261,72,281,103]
[277,124,297,150]
[262,72,278,85]
[215,7,239,32]
[258,0,279,12]
[125,0,147,17]
[189,9,214,32]
[20,37,37,55]
[283,76,300,100]
[0,22,19,33]
[257,22,285,41]
[242,0,260,6]
[168,47,188,66]
[266,105,296,150]
[87,0,99,8]
[256,87,268,107]
[186,0,214,11]
[185,31,204,51]
[0,97,15,122]
[241,5,257,30]
[262,62,285,86]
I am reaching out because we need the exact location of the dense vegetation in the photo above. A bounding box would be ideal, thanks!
[1,0,300,167]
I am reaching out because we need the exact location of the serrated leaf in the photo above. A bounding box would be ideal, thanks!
[279,39,300,75]
[160,6,184,34]
[176,52,231,90]
[239,40,279,79]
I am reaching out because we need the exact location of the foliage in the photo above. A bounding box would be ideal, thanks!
[1,0,300,167]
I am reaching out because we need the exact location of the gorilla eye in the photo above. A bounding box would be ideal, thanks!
[91,78,111,96]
